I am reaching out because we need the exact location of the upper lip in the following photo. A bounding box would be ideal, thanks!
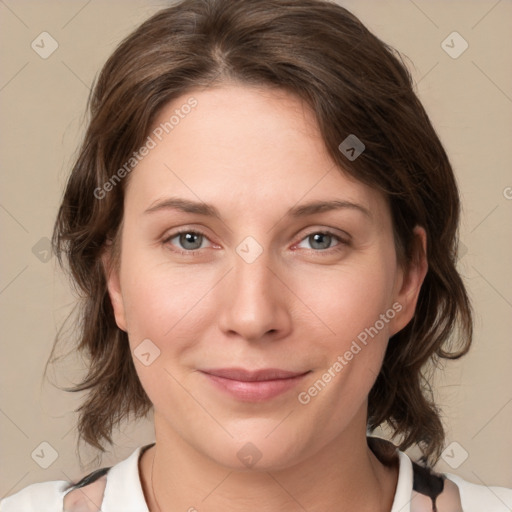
[199,368,309,382]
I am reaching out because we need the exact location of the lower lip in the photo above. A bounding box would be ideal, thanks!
[201,372,308,401]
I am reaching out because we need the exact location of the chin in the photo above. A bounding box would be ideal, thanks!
[194,427,308,472]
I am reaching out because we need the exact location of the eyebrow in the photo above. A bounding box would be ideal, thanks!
[144,197,371,220]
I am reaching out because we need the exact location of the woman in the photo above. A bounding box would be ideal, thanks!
[1,0,510,511]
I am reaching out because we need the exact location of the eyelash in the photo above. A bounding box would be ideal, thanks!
[163,228,349,257]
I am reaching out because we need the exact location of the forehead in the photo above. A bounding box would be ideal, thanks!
[124,84,389,222]
[154,84,331,176]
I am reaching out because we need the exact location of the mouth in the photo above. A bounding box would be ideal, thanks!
[198,367,311,402]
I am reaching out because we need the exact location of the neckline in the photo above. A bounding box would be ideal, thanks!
[135,438,403,511]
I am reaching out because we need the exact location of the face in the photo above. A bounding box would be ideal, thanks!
[105,84,426,470]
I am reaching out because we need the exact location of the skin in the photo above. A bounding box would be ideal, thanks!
[104,84,428,512]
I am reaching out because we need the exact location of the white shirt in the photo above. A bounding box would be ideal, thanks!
[1,444,511,511]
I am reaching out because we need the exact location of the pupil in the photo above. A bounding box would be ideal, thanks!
[311,233,330,250]
[181,232,201,250]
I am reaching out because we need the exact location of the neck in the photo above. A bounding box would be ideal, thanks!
[140,427,398,512]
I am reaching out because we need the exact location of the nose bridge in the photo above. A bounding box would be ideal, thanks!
[218,240,291,340]
[233,249,274,301]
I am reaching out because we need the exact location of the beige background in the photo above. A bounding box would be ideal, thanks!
[1,0,511,498]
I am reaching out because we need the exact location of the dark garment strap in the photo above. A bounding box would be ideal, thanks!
[367,436,448,512]
[412,460,446,512]
[63,442,155,493]
[63,466,111,493]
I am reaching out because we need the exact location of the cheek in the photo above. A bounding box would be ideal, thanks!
[118,246,219,347]
[293,257,398,416]
[290,261,397,446]
[292,254,397,349]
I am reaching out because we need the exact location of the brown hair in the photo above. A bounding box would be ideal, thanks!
[48,0,472,466]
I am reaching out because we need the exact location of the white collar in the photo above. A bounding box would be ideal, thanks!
[390,450,415,512]
[101,445,150,511]
[99,444,415,512]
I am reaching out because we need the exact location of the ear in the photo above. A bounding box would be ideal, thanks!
[102,244,127,332]
[388,226,428,337]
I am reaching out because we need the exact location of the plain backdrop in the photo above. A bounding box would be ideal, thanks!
[1,0,511,498]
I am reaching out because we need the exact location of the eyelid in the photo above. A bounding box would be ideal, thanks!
[292,227,351,252]
[162,226,351,254]
[163,227,210,241]
[298,226,351,243]
[162,227,216,254]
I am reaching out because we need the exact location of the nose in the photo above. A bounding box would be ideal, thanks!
[217,249,293,343]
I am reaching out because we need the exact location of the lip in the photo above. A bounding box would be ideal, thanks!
[199,367,310,401]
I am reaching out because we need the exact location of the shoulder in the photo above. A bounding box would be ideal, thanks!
[0,444,152,512]
[1,479,69,512]
[410,459,512,512]
[63,471,109,512]
[0,467,111,512]
[382,440,512,512]
[444,472,512,512]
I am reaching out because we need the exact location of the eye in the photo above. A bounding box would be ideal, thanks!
[163,228,348,255]
[164,229,212,253]
[295,230,348,252]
